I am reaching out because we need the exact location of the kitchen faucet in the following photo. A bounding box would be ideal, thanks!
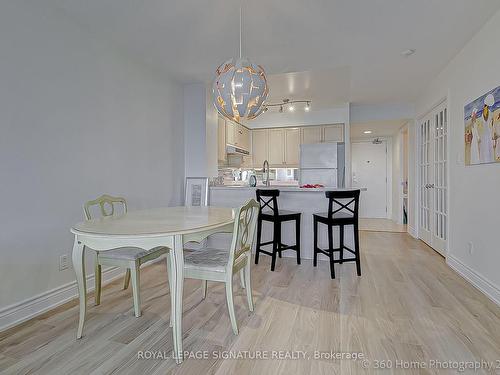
[263,159,270,186]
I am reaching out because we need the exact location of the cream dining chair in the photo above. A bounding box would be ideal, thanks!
[84,194,169,318]
[182,199,259,335]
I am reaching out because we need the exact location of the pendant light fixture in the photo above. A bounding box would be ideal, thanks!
[212,6,269,122]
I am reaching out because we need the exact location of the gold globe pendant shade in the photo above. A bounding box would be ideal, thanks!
[212,57,269,122]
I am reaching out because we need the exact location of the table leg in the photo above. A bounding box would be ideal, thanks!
[170,234,184,364]
[71,238,86,339]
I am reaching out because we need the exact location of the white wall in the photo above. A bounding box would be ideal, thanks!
[183,83,219,178]
[0,2,184,311]
[184,83,207,177]
[391,129,403,223]
[416,9,500,302]
[205,86,219,177]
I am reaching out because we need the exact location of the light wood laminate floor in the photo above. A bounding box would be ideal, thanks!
[359,218,407,233]
[1,232,499,374]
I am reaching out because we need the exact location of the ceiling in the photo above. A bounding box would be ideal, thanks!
[50,0,500,106]
[351,120,408,140]
[265,68,351,110]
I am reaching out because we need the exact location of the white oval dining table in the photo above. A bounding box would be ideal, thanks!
[70,206,235,364]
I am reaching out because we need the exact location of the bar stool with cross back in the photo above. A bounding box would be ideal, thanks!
[313,190,361,279]
[255,189,301,271]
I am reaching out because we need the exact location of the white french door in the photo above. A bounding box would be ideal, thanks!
[418,102,448,256]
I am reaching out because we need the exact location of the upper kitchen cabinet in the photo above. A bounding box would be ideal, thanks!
[225,120,251,152]
[284,128,300,166]
[301,126,322,144]
[322,124,344,142]
[301,124,344,144]
[268,128,284,166]
[237,124,251,151]
[260,128,300,167]
[217,116,226,162]
[225,120,236,146]
[252,129,268,167]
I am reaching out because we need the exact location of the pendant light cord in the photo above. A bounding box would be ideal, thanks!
[239,6,242,59]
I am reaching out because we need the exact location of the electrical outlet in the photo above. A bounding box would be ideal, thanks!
[467,241,474,255]
[59,254,69,271]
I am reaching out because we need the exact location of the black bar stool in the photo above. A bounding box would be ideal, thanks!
[255,189,301,271]
[313,190,361,279]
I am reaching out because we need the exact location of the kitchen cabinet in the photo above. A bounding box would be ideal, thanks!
[322,124,344,142]
[217,116,226,162]
[226,120,251,151]
[268,129,284,166]
[249,123,345,168]
[237,124,251,151]
[225,120,236,146]
[284,128,300,166]
[252,129,268,167]
[301,126,322,144]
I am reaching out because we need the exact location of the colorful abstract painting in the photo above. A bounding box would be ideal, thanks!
[464,85,500,165]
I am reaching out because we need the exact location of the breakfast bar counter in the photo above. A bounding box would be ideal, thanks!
[209,186,366,261]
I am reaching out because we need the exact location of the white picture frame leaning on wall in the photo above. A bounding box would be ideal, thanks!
[184,177,209,207]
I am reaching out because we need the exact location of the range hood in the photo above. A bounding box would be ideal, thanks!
[226,145,250,156]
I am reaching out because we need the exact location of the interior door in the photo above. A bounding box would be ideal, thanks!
[351,141,388,218]
[419,117,432,246]
[418,102,448,256]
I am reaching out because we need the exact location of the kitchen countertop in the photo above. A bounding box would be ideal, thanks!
[210,186,367,192]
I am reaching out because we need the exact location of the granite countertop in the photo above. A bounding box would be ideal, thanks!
[210,185,367,192]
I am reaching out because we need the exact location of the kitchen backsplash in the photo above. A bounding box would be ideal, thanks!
[214,167,298,186]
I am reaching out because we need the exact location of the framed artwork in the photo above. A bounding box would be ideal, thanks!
[184,177,209,207]
[464,85,500,165]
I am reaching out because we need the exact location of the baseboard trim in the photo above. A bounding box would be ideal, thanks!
[0,267,124,333]
[407,226,418,238]
[447,255,500,307]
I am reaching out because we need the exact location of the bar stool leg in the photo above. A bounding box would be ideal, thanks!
[295,216,301,265]
[329,248,336,279]
[339,225,344,264]
[313,217,318,267]
[277,221,282,258]
[354,222,361,276]
[328,223,335,279]
[271,222,279,271]
[328,223,333,257]
[255,217,262,265]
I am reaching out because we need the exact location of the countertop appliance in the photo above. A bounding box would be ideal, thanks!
[299,142,345,187]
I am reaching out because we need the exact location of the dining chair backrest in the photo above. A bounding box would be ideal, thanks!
[325,190,360,220]
[84,194,127,220]
[255,189,280,217]
[227,199,260,270]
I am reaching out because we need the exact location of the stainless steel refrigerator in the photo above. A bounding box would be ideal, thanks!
[299,142,345,187]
